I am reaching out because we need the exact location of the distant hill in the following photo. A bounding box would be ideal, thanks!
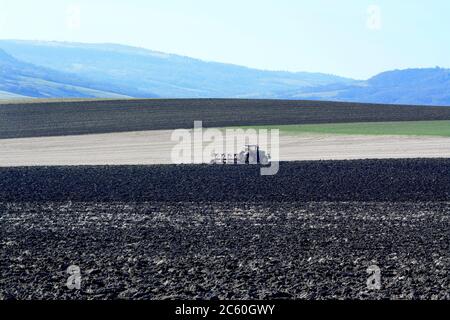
[0,40,449,106]
[0,49,137,99]
[0,40,352,99]
[281,68,450,106]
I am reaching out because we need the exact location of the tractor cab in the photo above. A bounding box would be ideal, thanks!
[240,145,270,165]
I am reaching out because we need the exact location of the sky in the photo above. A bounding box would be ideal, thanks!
[0,0,449,79]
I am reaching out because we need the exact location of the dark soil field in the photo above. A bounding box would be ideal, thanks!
[0,159,449,202]
[2,99,450,139]
[1,159,449,300]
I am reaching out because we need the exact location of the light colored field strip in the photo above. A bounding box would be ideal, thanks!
[0,130,449,167]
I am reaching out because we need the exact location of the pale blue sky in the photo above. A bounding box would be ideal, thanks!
[0,0,449,79]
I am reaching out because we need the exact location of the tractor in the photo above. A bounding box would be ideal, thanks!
[210,145,271,165]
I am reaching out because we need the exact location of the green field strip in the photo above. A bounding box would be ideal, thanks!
[232,120,450,137]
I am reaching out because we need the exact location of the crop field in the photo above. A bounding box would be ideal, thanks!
[1,98,449,300]
[1,130,449,166]
[238,120,450,137]
[1,159,449,300]
[1,99,450,139]
[1,159,448,202]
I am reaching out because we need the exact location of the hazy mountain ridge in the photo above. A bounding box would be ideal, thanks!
[286,68,450,105]
[0,40,353,99]
[0,40,449,105]
[0,48,138,99]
